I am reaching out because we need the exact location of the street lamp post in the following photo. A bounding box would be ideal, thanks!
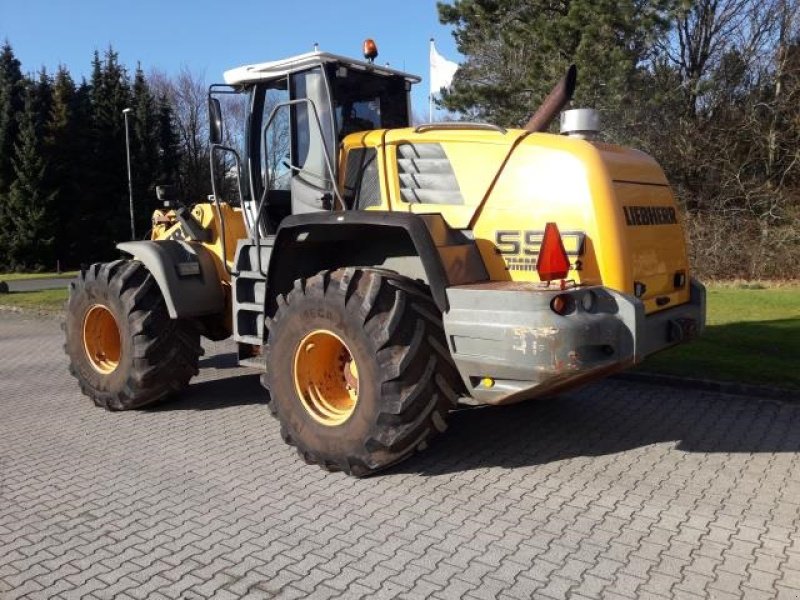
[122,107,135,240]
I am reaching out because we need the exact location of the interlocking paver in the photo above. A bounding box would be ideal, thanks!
[2,310,800,599]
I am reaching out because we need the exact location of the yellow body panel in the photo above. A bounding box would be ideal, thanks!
[151,203,247,283]
[341,127,691,313]
[153,128,690,320]
[151,203,247,331]
[384,129,520,227]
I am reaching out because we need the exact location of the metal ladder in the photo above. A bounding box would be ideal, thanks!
[232,239,274,369]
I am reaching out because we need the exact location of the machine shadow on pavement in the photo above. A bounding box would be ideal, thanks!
[148,351,800,476]
[146,371,266,412]
[198,352,241,370]
[390,382,800,477]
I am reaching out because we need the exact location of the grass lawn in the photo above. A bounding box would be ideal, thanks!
[0,271,78,281]
[0,288,68,312]
[642,284,800,390]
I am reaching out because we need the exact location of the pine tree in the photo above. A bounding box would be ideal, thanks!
[437,0,674,126]
[0,42,23,268]
[156,94,180,189]
[81,46,132,258]
[1,83,57,270]
[34,68,53,133]
[0,42,23,194]
[45,66,83,265]
[131,64,159,235]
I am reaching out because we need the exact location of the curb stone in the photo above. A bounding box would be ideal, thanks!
[614,371,800,403]
[0,305,63,320]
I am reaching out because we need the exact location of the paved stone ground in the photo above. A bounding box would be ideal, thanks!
[2,310,800,600]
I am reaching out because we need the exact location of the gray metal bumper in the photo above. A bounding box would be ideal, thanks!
[443,279,706,405]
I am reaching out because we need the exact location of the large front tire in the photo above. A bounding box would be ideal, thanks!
[64,260,202,410]
[264,268,464,476]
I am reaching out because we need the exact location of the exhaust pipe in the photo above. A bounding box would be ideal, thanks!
[524,64,577,133]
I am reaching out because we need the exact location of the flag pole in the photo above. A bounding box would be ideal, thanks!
[429,38,434,123]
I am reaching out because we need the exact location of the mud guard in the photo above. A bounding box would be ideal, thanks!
[265,211,489,313]
[116,240,224,319]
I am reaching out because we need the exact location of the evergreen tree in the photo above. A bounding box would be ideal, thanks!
[45,67,83,264]
[437,0,674,126]
[82,47,132,258]
[131,64,159,235]
[156,95,180,190]
[0,42,24,193]
[60,76,95,266]
[33,68,53,133]
[1,83,57,269]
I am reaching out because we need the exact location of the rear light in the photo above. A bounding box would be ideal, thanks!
[634,281,647,298]
[551,294,574,315]
[581,291,596,312]
[674,270,686,289]
[536,222,571,282]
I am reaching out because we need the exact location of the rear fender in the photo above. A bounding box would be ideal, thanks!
[116,240,225,319]
[265,211,489,314]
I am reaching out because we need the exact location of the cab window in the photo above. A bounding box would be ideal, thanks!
[342,148,380,209]
[329,67,409,139]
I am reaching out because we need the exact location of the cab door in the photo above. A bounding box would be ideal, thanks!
[289,67,337,214]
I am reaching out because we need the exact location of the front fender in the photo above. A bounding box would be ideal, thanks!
[116,240,224,319]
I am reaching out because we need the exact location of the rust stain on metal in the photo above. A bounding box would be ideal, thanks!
[512,326,559,355]
[567,350,581,370]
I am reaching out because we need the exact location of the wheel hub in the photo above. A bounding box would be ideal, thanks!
[82,304,121,374]
[293,329,359,426]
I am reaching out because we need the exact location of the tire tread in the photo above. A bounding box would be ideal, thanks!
[265,268,464,476]
[64,260,201,410]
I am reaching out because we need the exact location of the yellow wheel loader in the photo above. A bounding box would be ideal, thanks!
[64,43,705,475]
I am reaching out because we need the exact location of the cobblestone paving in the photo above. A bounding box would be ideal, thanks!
[2,310,800,599]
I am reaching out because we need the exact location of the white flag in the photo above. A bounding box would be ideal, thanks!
[429,39,458,95]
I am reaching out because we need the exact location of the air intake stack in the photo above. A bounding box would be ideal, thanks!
[560,108,600,140]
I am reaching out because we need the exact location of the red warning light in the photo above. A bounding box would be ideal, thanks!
[536,222,571,282]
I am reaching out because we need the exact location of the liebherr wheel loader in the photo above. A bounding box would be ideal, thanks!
[64,43,705,476]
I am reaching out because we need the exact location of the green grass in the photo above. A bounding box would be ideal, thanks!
[0,271,78,281]
[642,284,800,390]
[0,288,68,312]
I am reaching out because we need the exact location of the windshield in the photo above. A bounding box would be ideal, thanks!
[328,66,409,139]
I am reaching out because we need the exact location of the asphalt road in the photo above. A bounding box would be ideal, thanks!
[1,277,73,292]
[1,309,799,599]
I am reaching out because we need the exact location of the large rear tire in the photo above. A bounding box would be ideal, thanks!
[264,268,464,476]
[64,260,202,410]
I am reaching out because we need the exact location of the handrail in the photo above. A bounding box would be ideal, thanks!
[414,122,507,135]
[209,144,245,276]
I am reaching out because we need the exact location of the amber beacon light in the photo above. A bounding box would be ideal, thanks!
[363,39,378,63]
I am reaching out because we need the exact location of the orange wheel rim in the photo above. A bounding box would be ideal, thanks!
[293,329,359,426]
[82,304,121,374]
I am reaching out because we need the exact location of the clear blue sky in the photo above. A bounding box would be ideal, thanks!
[0,0,461,117]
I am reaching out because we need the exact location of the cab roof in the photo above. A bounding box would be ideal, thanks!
[223,50,422,86]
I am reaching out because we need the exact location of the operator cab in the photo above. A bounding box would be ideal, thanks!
[219,48,420,234]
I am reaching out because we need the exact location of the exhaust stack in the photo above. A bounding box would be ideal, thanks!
[524,64,577,133]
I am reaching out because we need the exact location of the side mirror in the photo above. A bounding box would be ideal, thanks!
[209,97,223,145]
[155,184,178,208]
